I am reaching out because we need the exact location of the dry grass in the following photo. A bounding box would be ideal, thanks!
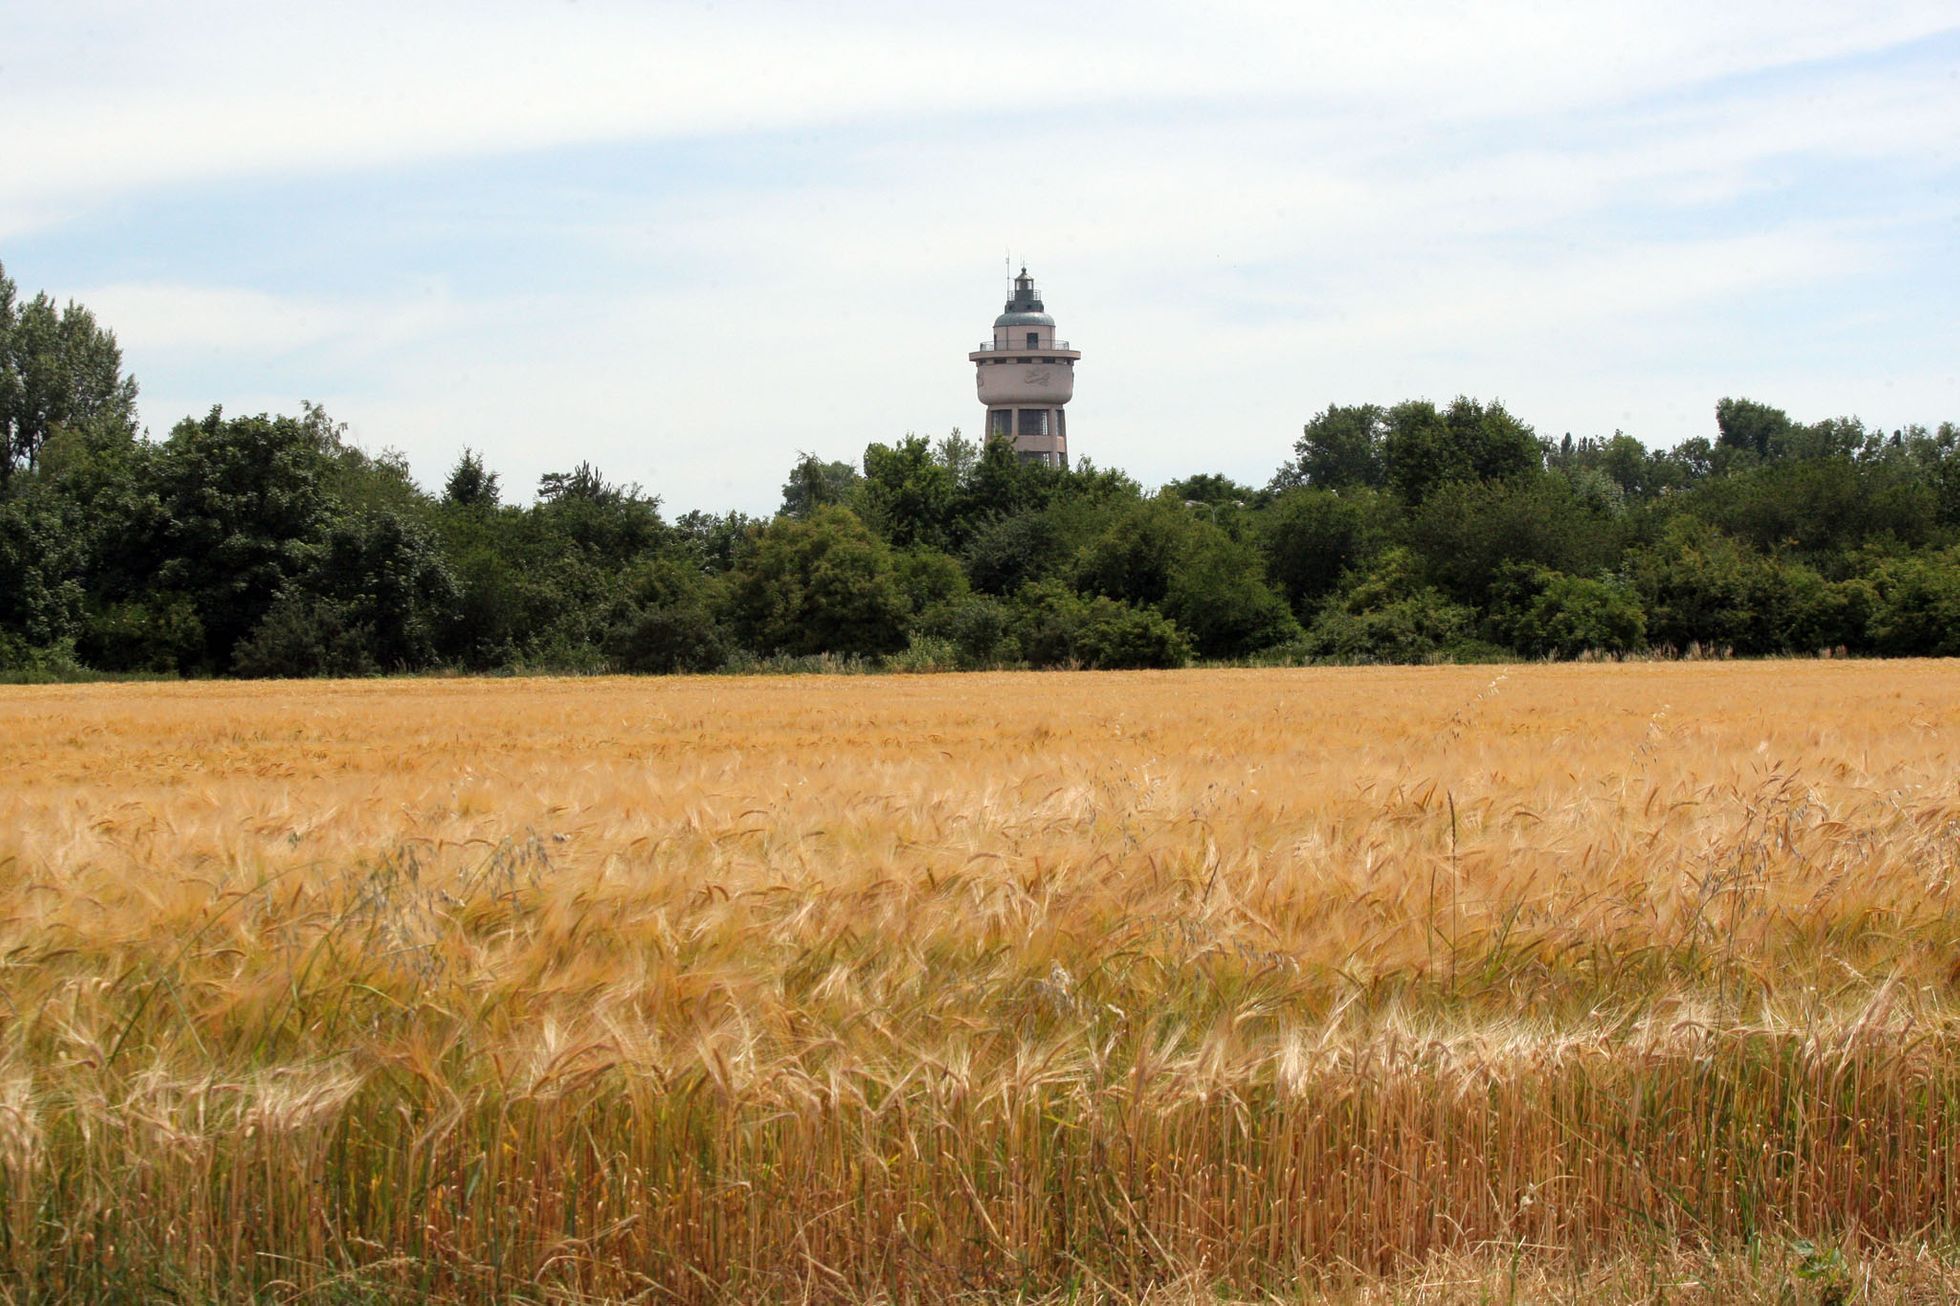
[1,662,1958,1302]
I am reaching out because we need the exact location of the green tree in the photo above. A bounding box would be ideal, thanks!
[921,593,1020,668]
[535,462,666,566]
[1258,487,1393,619]
[1623,518,1775,652]
[671,508,758,574]
[858,435,957,550]
[1381,396,1541,505]
[148,406,340,671]
[1864,549,1960,656]
[443,447,501,509]
[1410,474,1618,605]
[1489,566,1646,658]
[780,452,861,519]
[1163,531,1300,659]
[232,508,458,677]
[0,480,86,654]
[1009,581,1189,669]
[1074,499,1197,607]
[724,505,907,657]
[0,262,139,487]
[604,557,726,673]
[1272,403,1386,492]
[1163,472,1259,506]
[1715,396,1793,459]
[1304,548,1474,663]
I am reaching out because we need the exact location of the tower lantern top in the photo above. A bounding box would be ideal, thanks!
[996,265,1054,327]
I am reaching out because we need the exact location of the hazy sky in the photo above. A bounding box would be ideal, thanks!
[4,2,1956,514]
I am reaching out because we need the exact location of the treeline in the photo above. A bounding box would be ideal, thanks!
[3,261,1958,678]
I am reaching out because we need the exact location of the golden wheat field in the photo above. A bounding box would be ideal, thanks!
[3,663,1960,1303]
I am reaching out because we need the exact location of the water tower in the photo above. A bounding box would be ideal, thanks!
[969,267,1080,467]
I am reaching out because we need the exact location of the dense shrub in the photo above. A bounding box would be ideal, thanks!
[1490,567,1646,658]
[1303,549,1473,663]
[603,558,725,674]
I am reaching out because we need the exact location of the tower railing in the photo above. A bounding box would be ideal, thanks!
[972,339,1073,352]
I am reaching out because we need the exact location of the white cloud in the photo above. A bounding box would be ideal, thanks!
[7,1,1954,213]
[76,282,460,356]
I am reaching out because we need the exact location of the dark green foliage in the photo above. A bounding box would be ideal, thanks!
[1163,472,1259,506]
[0,261,139,486]
[962,511,1065,595]
[1272,403,1387,492]
[231,592,381,678]
[78,593,205,674]
[1162,531,1301,659]
[1010,581,1190,669]
[724,505,908,657]
[1411,475,1620,605]
[1257,487,1392,619]
[604,558,726,673]
[1623,518,1770,652]
[1381,397,1541,505]
[671,509,758,574]
[534,462,666,566]
[0,479,86,648]
[1074,500,1196,607]
[443,448,501,509]
[1488,566,1646,658]
[780,452,861,519]
[1679,455,1935,559]
[148,406,342,671]
[234,509,457,676]
[891,547,970,618]
[1715,396,1794,459]
[921,593,1021,669]
[858,435,958,550]
[1864,549,1960,656]
[1304,549,1474,663]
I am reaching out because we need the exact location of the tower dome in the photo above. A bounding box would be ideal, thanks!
[968,267,1080,467]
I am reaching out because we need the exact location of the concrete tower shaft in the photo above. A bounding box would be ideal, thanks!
[968,267,1080,467]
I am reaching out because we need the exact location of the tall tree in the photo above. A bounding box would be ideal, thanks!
[1273,404,1387,492]
[0,262,139,486]
[443,447,501,509]
[149,406,340,670]
[1381,397,1540,505]
[1714,397,1794,460]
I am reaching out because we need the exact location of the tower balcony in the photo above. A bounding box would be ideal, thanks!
[972,338,1073,353]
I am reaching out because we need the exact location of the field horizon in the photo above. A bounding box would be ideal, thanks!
[3,662,1958,1302]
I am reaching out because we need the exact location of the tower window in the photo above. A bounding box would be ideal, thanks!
[990,409,1012,436]
[1026,332,1040,349]
[1017,409,1048,437]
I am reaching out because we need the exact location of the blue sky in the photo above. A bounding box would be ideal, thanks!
[3,1,1955,515]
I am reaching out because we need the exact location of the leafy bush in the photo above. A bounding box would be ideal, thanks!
[232,592,378,678]
[603,558,725,674]
[79,593,206,673]
[1010,581,1189,669]
[886,634,959,673]
[1864,549,1960,655]
[923,594,1021,669]
[724,505,908,658]
[1068,597,1191,669]
[1304,549,1473,663]
[1489,566,1647,658]
[1163,534,1300,659]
